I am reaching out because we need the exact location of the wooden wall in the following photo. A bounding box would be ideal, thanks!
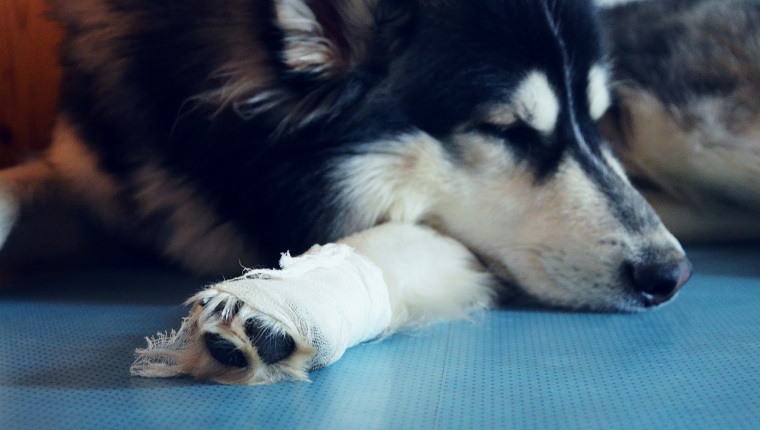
[0,0,63,167]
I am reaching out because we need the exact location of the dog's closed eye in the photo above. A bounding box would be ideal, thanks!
[473,120,522,137]
[471,107,521,136]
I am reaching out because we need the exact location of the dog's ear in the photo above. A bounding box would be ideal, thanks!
[196,1,416,131]
[274,0,416,77]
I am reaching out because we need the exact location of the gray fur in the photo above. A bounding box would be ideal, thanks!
[601,0,760,240]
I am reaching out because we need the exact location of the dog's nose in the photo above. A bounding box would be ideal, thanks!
[204,332,248,368]
[630,258,693,306]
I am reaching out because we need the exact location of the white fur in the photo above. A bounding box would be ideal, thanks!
[273,0,379,75]
[588,65,612,120]
[594,0,648,7]
[602,147,632,184]
[514,71,560,134]
[237,90,290,120]
[340,223,494,333]
[275,0,340,75]
[336,134,451,231]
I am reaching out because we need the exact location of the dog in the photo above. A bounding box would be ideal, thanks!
[0,0,693,383]
[599,0,760,242]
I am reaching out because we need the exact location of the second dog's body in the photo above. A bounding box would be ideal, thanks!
[601,0,760,241]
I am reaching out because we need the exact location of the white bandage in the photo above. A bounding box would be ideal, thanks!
[131,240,393,383]
[215,243,392,369]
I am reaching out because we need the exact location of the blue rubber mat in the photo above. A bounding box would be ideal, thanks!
[1,246,759,430]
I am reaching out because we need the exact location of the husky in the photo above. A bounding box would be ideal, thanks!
[599,0,760,241]
[0,0,692,383]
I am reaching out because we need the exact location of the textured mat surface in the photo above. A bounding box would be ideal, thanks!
[1,246,759,430]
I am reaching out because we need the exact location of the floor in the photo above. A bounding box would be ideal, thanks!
[1,245,759,429]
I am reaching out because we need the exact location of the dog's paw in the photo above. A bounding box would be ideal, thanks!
[133,243,393,384]
[187,289,316,384]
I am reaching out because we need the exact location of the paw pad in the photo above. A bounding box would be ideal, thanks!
[204,332,248,368]
[197,291,297,370]
[245,317,296,364]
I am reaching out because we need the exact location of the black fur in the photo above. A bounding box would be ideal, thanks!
[53,0,621,263]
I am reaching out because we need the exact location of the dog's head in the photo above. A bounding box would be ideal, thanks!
[234,0,692,311]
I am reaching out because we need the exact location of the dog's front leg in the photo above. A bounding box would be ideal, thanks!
[131,223,494,384]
